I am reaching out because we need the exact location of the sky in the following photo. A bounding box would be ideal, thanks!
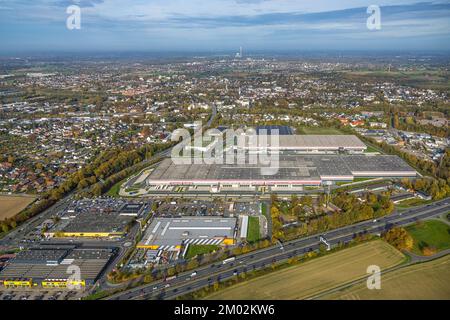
[0,0,449,53]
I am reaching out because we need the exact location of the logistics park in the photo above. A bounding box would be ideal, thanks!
[3,127,443,301]
[122,133,417,198]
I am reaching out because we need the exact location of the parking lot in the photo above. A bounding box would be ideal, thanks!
[155,200,231,217]
[154,200,261,218]
[233,202,260,216]
[0,288,85,300]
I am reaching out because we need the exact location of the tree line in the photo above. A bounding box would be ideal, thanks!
[0,141,173,236]
[270,192,394,242]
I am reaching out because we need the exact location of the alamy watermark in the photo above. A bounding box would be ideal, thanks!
[171,122,280,175]
[64,3,380,32]
[366,265,381,290]
[66,1,81,30]
[66,264,83,290]
[367,5,381,30]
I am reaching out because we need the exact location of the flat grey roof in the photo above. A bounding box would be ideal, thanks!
[13,249,68,264]
[147,154,416,183]
[245,135,367,150]
[0,260,110,281]
[54,211,134,234]
[255,125,294,135]
[0,248,114,282]
[149,156,318,182]
[341,155,414,173]
[139,217,237,247]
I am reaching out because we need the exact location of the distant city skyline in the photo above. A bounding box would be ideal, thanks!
[0,0,449,53]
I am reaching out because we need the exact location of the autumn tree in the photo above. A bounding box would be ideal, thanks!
[383,227,414,251]
[301,195,313,207]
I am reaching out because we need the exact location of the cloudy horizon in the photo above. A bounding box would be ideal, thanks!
[0,0,449,53]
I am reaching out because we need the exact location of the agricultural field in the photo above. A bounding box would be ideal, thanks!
[205,240,405,300]
[0,195,36,220]
[321,255,450,300]
[406,220,450,255]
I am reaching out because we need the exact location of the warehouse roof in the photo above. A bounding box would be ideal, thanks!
[146,154,416,183]
[0,248,115,282]
[139,217,237,247]
[13,249,68,265]
[244,135,367,150]
[255,125,294,135]
[55,211,133,234]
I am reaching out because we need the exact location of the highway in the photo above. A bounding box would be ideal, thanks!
[206,103,217,127]
[106,197,450,300]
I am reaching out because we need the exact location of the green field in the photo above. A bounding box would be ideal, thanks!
[297,126,343,135]
[406,220,450,255]
[106,178,129,197]
[395,198,431,209]
[322,255,450,300]
[364,145,380,153]
[205,240,405,300]
[247,217,261,243]
[185,245,219,259]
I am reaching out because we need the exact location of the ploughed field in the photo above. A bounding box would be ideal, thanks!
[205,240,405,300]
[0,195,36,220]
[322,254,450,300]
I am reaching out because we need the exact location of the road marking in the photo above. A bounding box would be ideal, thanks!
[161,222,170,236]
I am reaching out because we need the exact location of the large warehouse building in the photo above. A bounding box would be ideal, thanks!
[145,154,417,192]
[242,135,367,153]
[0,246,116,288]
[43,199,148,239]
[137,217,237,251]
[185,133,367,155]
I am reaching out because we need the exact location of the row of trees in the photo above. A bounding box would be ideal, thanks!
[270,192,394,242]
[362,136,450,183]
[0,141,173,237]
[177,233,377,300]
[391,112,449,138]
[80,142,173,198]
[109,237,274,285]
[400,177,450,200]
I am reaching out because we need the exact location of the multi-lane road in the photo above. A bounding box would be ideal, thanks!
[107,197,450,300]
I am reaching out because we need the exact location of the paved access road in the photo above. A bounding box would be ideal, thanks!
[107,197,450,300]
[0,192,76,249]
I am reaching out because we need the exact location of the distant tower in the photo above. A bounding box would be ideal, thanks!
[236,46,243,59]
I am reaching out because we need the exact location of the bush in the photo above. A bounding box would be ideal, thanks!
[421,246,437,256]
[383,227,414,251]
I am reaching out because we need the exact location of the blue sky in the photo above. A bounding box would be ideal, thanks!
[0,0,449,53]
